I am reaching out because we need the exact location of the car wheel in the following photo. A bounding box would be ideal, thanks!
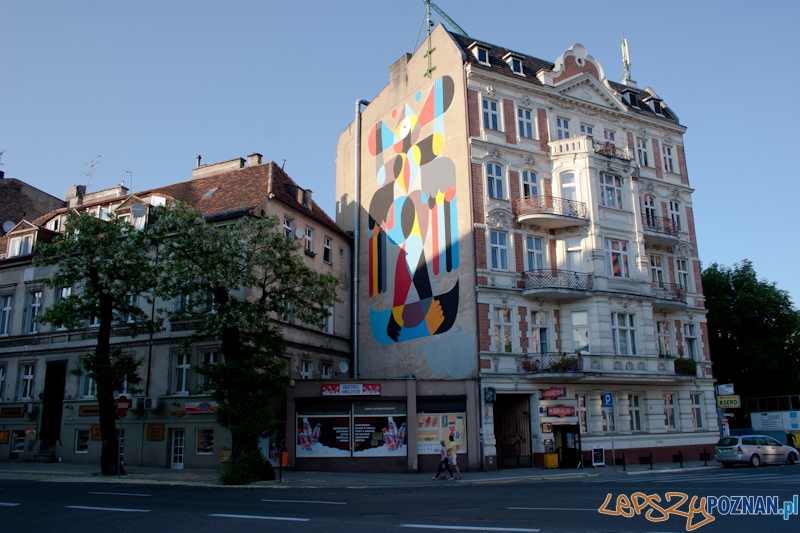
[721,462,733,468]
[788,453,797,466]
[749,454,761,467]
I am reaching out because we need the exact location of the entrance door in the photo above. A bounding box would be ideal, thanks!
[40,361,67,443]
[171,429,185,469]
[553,424,581,468]
[494,395,532,468]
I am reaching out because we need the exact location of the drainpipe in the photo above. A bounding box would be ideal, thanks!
[353,99,370,379]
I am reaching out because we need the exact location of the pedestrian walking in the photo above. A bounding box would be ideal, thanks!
[432,439,453,480]
[447,434,461,480]
[786,429,797,449]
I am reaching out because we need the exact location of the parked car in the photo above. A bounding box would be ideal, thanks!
[715,435,798,467]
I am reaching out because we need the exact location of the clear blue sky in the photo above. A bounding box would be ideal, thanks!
[2,1,798,304]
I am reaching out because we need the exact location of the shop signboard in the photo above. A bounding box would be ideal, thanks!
[0,431,8,444]
[717,395,740,409]
[321,383,381,396]
[0,407,24,418]
[146,424,165,441]
[592,443,605,466]
[540,387,566,400]
[416,413,467,455]
[547,404,575,418]
[185,402,218,414]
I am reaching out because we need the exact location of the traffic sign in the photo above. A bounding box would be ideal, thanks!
[602,393,614,408]
[717,384,734,395]
[116,395,130,418]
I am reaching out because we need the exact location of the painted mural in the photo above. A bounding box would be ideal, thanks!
[367,75,460,345]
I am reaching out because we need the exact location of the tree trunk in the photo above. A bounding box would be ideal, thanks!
[96,291,123,476]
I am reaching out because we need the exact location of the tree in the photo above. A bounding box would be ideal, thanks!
[35,211,161,475]
[151,202,340,483]
[703,260,800,401]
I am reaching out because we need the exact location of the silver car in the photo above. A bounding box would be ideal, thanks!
[715,435,798,467]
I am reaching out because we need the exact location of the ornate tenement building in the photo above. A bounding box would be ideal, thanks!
[335,25,715,471]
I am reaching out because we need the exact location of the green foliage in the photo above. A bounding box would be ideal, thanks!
[703,260,800,399]
[548,355,581,372]
[220,449,275,485]
[674,358,697,376]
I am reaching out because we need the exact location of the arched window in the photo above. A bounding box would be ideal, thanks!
[560,173,576,201]
[521,170,537,197]
[600,173,623,209]
[669,201,681,231]
[487,164,504,199]
[643,195,657,224]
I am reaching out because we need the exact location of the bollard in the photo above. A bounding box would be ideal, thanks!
[703,448,708,466]
[649,451,654,470]
[622,452,626,472]
[679,450,684,468]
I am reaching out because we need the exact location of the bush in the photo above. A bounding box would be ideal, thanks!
[220,449,276,485]
[674,358,697,376]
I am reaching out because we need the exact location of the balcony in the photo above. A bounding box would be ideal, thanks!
[522,269,593,299]
[515,196,589,229]
[641,215,680,246]
[651,282,687,310]
[592,140,632,161]
[522,352,584,375]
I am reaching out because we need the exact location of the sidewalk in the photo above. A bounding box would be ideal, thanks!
[0,459,720,488]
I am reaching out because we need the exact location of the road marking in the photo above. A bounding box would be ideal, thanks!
[65,505,150,513]
[210,513,309,522]
[88,491,151,497]
[0,503,20,507]
[506,506,597,511]
[261,498,346,505]
[400,525,539,532]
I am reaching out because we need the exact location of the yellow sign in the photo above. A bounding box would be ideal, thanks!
[25,428,36,439]
[717,395,740,408]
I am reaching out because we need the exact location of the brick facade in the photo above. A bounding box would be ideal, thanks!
[467,90,480,138]
[537,108,549,152]
[652,138,663,179]
[503,99,516,144]
[478,303,491,352]
[676,145,689,186]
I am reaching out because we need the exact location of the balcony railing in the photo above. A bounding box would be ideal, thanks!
[523,269,593,291]
[522,352,584,373]
[515,195,588,221]
[592,140,631,160]
[651,282,686,301]
[642,215,679,237]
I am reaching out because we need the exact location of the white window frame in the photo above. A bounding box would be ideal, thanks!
[323,305,334,334]
[650,254,664,285]
[669,201,682,231]
[493,307,514,353]
[577,394,587,433]
[18,363,34,400]
[601,394,616,432]
[579,123,593,136]
[25,290,42,334]
[509,57,523,75]
[198,350,218,390]
[75,429,90,453]
[518,108,534,139]
[676,259,691,291]
[300,361,313,380]
[611,312,637,355]
[0,294,11,336]
[174,353,191,395]
[657,321,671,357]
[662,145,674,173]
[486,164,504,199]
[304,227,314,253]
[80,362,96,398]
[605,239,630,278]
[628,394,642,431]
[489,230,509,270]
[9,235,33,257]
[571,311,589,353]
[123,293,136,324]
[556,117,570,139]
[521,170,537,197]
[475,47,489,65]
[663,393,677,430]
[525,236,544,271]
[323,237,333,264]
[603,130,616,142]
[196,428,214,455]
[637,139,649,167]
[529,310,549,354]
[684,323,698,361]
[599,173,623,209]
[55,287,72,330]
[321,364,332,380]
[690,393,703,429]
[283,216,294,239]
[482,99,500,131]
[643,195,657,223]
[87,315,101,328]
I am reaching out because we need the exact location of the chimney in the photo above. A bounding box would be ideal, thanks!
[305,189,312,209]
[192,157,245,180]
[247,153,263,167]
[66,185,86,207]
[0,170,4,179]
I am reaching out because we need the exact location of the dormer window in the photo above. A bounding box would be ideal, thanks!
[628,93,640,109]
[503,53,524,76]
[651,100,664,116]
[477,47,489,64]
[9,235,33,257]
[202,187,219,198]
[47,218,60,232]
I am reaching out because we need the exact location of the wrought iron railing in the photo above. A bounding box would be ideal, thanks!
[515,195,588,220]
[523,269,593,291]
[592,140,631,160]
[641,215,679,237]
[522,352,584,373]
[651,282,685,301]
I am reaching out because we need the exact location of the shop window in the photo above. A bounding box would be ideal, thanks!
[196,429,214,454]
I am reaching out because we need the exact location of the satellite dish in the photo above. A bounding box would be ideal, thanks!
[338,361,349,374]
[130,202,147,218]
[2,221,14,233]
[294,228,305,240]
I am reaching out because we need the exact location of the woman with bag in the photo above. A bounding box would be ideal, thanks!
[432,439,454,480]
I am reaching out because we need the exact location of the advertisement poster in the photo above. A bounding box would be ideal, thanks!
[352,415,406,456]
[416,413,467,455]
[296,415,351,457]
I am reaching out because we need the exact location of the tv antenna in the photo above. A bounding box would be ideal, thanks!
[83,155,101,190]
[0,150,6,166]
[415,0,468,78]
[123,169,133,192]
[619,33,632,82]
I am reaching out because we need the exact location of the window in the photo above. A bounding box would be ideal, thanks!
[55,287,72,330]
[321,364,332,379]
[114,355,131,396]
[18,364,34,400]
[283,216,294,239]
[11,430,25,453]
[657,321,671,356]
[669,201,681,231]
[599,173,623,209]
[486,164,504,199]
[525,236,543,271]
[196,429,214,454]
[577,394,587,433]
[637,139,649,166]
[642,195,657,224]
[566,237,582,274]
[690,393,703,429]
[98,206,110,220]
[518,109,534,139]
[560,173,577,203]
[75,429,90,453]
[88,315,100,328]
[123,294,136,324]
[628,93,640,109]
[9,235,33,257]
[493,308,513,353]
[611,313,637,355]
[300,361,313,380]
[80,362,96,398]
[556,118,570,139]
[490,230,508,270]
[571,311,589,353]
[628,394,642,431]
[323,237,333,264]
[25,290,42,334]
[323,305,334,334]
[476,47,489,65]
[650,254,664,285]
[521,171,537,197]
[604,131,616,142]
[580,124,593,136]
[684,324,698,361]
[304,227,315,253]
[48,218,60,232]
[652,100,664,116]
[602,394,616,432]
[662,145,674,173]
[0,295,11,336]
[0,364,5,400]
[174,353,191,395]
[605,239,629,278]
[198,351,218,390]
[663,393,677,430]
[482,99,499,130]
[529,310,549,354]
[174,293,193,313]
[676,259,690,291]
[509,57,523,74]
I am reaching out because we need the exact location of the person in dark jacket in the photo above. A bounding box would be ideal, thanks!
[786,429,797,449]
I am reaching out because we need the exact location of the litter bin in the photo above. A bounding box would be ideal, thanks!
[544,453,559,469]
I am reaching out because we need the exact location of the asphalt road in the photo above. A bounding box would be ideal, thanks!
[2,465,799,532]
